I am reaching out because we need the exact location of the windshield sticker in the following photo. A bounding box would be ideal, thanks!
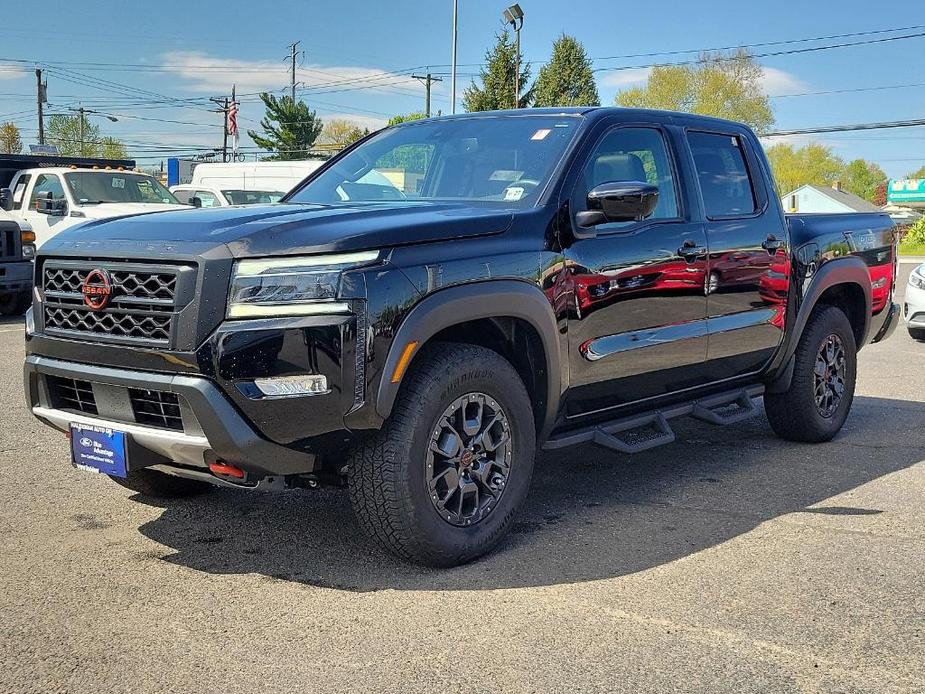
[111,178,125,189]
[531,129,551,141]
[504,186,525,201]
[489,170,524,181]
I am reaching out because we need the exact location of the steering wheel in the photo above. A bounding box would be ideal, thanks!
[502,179,541,202]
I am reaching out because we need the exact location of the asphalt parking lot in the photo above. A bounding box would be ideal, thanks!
[1,265,923,694]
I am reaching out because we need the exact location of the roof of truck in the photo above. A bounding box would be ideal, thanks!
[16,167,147,176]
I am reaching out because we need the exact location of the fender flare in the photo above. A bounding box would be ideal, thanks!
[767,256,871,393]
[375,280,562,438]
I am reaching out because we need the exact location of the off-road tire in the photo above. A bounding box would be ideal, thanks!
[765,305,857,443]
[908,327,925,341]
[348,342,536,567]
[0,291,30,316]
[110,468,215,498]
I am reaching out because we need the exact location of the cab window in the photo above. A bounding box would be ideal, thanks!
[194,190,219,208]
[13,174,31,211]
[29,174,66,210]
[687,131,757,218]
[572,127,679,231]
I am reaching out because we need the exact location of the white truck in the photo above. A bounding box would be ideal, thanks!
[8,167,189,248]
[170,160,326,208]
[0,190,35,316]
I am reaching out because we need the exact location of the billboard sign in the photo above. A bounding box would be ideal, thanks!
[887,179,925,205]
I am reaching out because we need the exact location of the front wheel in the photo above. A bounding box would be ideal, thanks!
[348,343,536,567]
[765,305,857,443]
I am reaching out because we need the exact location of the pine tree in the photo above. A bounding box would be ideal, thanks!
[463,30,532,111]
[247,93,323,160]
[533,35,600,107]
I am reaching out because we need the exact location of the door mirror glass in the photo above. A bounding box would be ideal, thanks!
[36,191,67,216]
[577,181,659,228]
[0,188,11,212]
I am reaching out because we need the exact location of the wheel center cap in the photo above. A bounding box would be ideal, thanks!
[460,449,476,469]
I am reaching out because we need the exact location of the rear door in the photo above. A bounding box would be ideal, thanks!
[687,130,789,380]
[561,122,710,417]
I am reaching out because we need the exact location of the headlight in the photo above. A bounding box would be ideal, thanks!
[910,265,925,291]
[227,250,379,318]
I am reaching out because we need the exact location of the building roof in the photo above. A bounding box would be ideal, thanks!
[786,184,882,213]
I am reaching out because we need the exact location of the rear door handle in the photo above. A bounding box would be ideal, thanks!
[678,241,707,262]
[762,236,785,253]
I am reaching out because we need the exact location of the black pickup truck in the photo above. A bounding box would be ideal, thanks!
[24,108,897,566]
[0,200,35,316]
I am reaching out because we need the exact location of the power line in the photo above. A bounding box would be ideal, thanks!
[764,119,925,137]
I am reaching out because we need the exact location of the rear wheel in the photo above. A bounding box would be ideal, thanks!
[908,327,925,341]
[0,291,29,316]
[110,468,215,499]
[348,342,536,567]
[765,305,857,443]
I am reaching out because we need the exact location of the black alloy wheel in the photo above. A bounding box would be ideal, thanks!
[813,334,847,418]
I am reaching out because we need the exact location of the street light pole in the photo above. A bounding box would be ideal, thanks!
[67,107,118,157]
[451,0,458,114]
[503,5,525,109]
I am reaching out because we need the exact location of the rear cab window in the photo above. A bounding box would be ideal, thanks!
[687,131,758,218]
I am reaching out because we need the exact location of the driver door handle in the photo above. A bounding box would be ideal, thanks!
[677,240,707,262]
[762,235,785,253]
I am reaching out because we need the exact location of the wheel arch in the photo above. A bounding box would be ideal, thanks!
[375,280,562,440]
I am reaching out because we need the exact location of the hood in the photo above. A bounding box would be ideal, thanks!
[43,201,515,258]
[77,202,191,219]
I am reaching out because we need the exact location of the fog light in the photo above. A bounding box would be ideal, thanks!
[253,374,329,397]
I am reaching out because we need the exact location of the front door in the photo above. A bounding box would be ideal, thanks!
[686,130,789,381]
[562,124,710,418]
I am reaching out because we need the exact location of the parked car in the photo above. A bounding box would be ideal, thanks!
[0,192,34,316]
[24,108,898,567]
[905,262,925,340]
[170,185,285,208]
[7,167,188,247]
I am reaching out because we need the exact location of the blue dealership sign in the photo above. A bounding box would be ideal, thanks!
[70,423,128,478]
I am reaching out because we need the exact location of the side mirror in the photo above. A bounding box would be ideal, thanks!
[0,188,11,212]
[190,196,202,208]
[36,192,67,216]
[576,181,659,232]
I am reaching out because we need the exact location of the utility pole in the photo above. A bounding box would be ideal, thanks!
[287,41,301,102]
[209,96,230,162]
[450,0,458,114]
[76,107,85,156]
[412,72,443,117]
[36,68,46,145]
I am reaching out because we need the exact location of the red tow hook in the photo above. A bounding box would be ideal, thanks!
[208,461,246,479]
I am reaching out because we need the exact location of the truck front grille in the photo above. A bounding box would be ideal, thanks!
[41,261,194,348]
[0,227,16,259]
[47,376,98,415]
[128,388,184,431]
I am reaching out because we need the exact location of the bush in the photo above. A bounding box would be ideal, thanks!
[902,217,925,246]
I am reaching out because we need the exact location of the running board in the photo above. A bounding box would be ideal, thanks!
[543,385,764,454]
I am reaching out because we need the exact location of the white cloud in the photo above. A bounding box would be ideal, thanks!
[600,68,653,89]
[0,65,27,81]
[160,51,417,97]
[759,67,810,97]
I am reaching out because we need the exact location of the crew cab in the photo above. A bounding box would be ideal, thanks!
[8,167,188,248]
[24,108,898,566]
[0,195,35,316]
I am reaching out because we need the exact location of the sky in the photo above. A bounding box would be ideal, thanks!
[1,0,924,178]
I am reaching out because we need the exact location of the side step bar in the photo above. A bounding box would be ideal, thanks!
[543,385,764,455]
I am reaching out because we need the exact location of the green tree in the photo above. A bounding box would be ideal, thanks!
[533,34,600,107]
[904,165,925,180]
[765,142,845,195]
[247,93,323,160]
[463,29,533,111]
[47,113,100,157]
[320,119,369,149]
[842,158,886,202]
[0,122,22,154]
[387,112,427,126]
[616,50,774,133]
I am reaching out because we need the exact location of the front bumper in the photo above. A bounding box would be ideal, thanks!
[25,355,317,480]
[904,281,925,328]
[0,261,33,296]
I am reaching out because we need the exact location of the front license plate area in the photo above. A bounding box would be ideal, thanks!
[70,423,128,478]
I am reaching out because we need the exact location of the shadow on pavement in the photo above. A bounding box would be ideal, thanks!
[136,395,925,591]
[0,315,24,327]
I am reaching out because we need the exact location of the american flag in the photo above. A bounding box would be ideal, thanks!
[228,85,239,155]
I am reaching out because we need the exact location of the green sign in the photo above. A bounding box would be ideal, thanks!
[888,178,925,204]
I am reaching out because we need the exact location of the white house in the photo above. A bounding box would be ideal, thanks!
[781,183,881,214]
